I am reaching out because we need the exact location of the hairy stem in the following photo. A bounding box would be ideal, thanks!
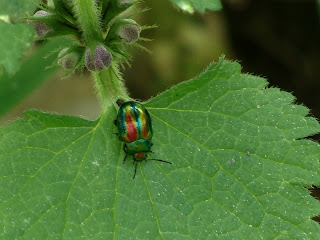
[72,0,103,43]
[93,64,130,114]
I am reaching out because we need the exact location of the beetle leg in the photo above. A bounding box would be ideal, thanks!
[113,120,120,137]
[123,154,128,163]
[133,162,138,179]
[147,159,172,165]
[123,144,128,153]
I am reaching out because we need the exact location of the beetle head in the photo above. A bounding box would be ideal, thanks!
[133,152,148,162]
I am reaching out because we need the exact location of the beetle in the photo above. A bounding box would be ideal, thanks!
[114,99,172,178]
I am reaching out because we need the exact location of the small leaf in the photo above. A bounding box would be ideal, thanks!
[1,59,320,238]
[0,0,39,20]
[170,0,222,13]
[0,38,71,119]
[0,21,34,75]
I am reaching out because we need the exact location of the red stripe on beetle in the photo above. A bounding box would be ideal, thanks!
[124,109,138,142]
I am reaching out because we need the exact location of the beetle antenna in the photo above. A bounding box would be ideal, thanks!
[133,162,138,179]
[147,159,172,164]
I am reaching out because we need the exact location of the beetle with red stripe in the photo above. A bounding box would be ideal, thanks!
[114,99,172,178]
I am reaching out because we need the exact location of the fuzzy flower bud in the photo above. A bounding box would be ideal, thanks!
[85,45,113,71]
[118,0,135,7]
[57,48,79,70]
[28,10,52,37]
[117,19,141,44]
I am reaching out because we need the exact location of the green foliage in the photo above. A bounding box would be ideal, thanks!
[0,0,319,239]
[27,0,148,73]
[0,21,34,75]
[170,0,222,13]
[0,0,40,75]
[0,0,38,20]
[1,59,320,239]
[0,1,57,117]
[0,38,70,118]
[72,0,104,43]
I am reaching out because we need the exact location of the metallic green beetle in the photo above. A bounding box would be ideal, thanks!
[114,99,172,178]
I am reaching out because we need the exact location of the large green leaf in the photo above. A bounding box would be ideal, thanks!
[170,0,222,13]
[0,21,34,75]
[1,59,320,239]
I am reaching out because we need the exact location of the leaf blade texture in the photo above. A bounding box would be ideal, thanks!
[1,59,320,239]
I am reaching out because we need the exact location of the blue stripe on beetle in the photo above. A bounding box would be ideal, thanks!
[114,99,172,179]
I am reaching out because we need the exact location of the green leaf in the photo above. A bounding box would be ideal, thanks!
[1,59,320,239]
[0,0,38,19]
[0,21,34,75]
[0,0,41,76]
[170,0,222,13]
[0,38,71,119]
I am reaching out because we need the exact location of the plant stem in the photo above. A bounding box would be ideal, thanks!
[93,64,130,115]
[72,0,103,43]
